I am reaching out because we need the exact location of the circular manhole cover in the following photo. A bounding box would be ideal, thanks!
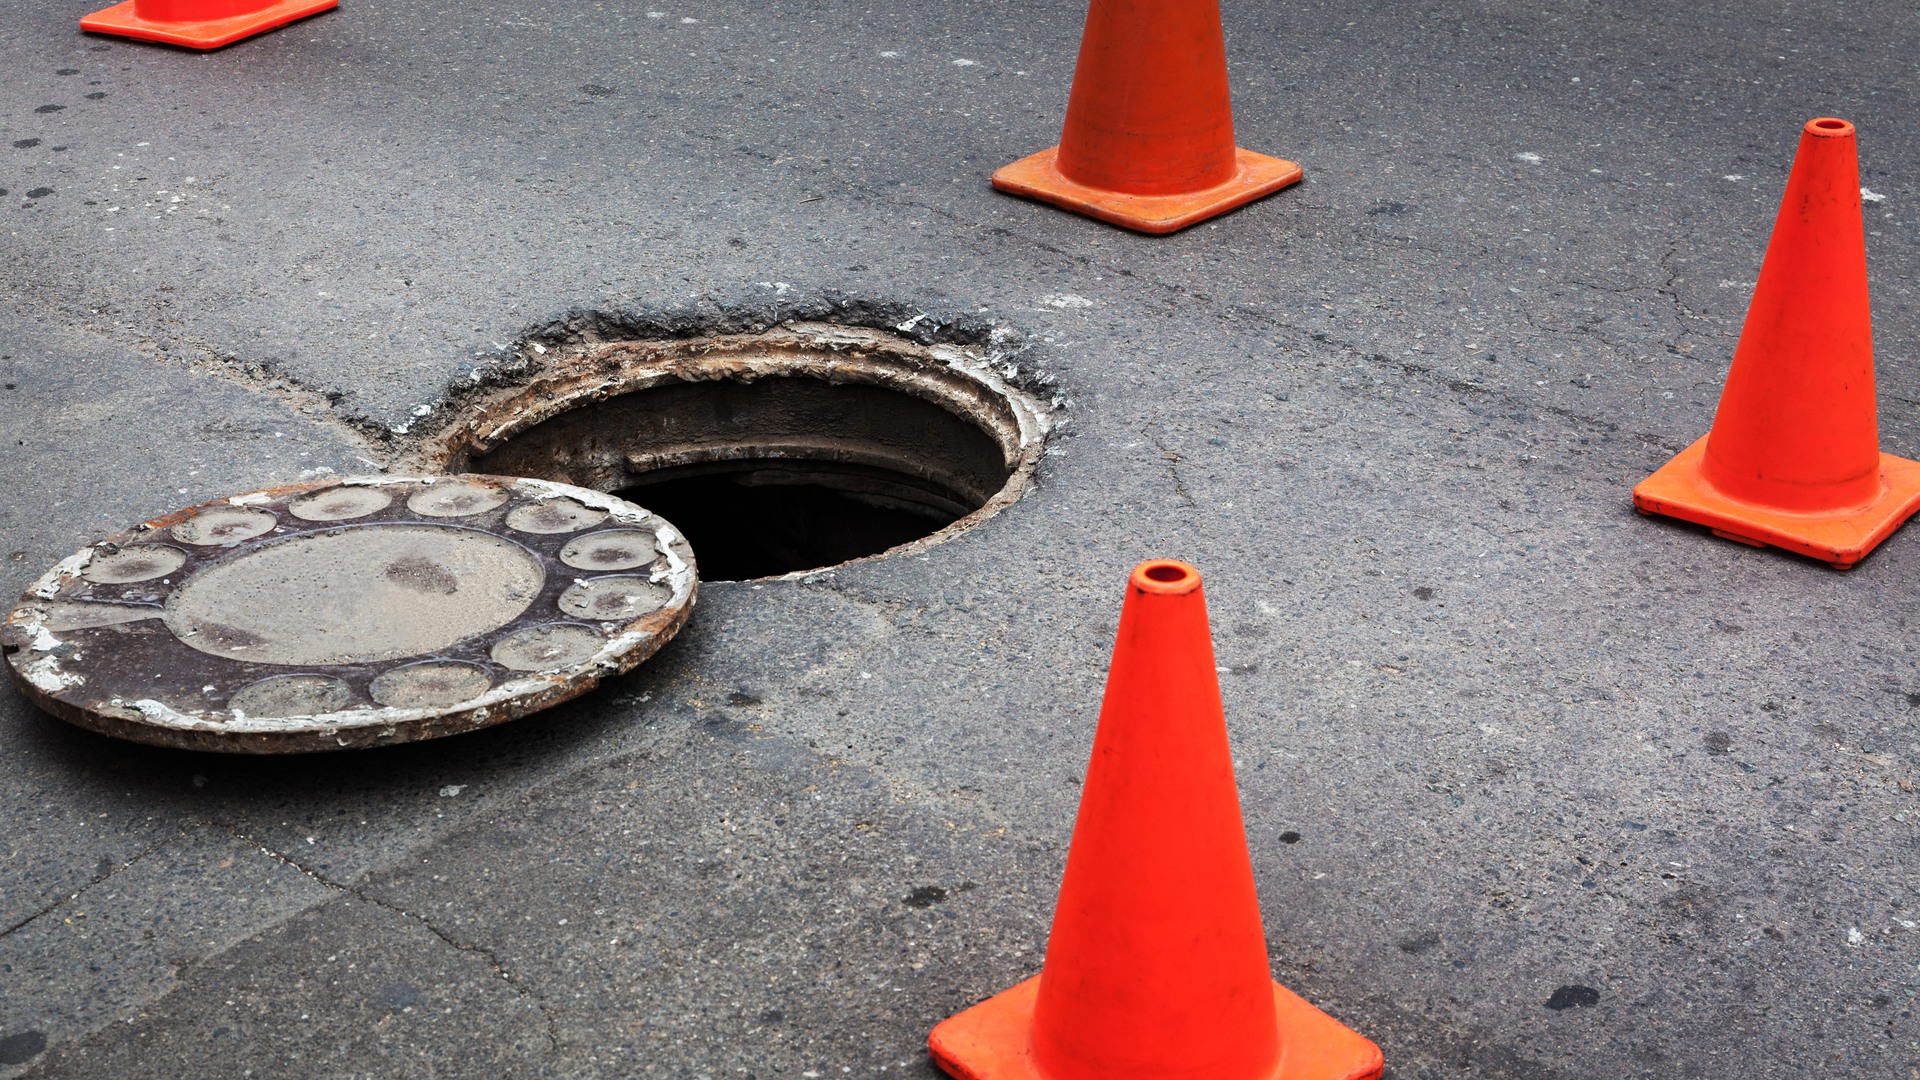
[1,475,697,753]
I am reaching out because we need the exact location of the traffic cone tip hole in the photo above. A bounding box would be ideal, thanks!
[1132,560,1200,593]
[1808,118,1853,136]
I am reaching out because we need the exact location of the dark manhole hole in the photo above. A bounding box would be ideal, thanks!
[412,323,1056,581]
[612,460,962,582]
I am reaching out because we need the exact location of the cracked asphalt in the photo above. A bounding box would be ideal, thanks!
[4,0,1920,1076]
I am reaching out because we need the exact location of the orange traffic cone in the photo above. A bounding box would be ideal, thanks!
[992,0,1301,234]
[930,561,1381,1080]
[81,0,337,50]
[1634,117,1920,569]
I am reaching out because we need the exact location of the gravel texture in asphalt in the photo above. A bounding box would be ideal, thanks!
[3,1,1919,1077]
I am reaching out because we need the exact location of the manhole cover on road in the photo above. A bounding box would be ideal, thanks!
[0,475,697,753]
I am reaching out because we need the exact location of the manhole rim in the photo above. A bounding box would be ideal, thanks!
[403,322,1058,580]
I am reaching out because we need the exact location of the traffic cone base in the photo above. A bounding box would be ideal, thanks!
[81,0,336,49]
[992,146,1301,235]
[1634,435,1920,569]
[931,975,1383,1080]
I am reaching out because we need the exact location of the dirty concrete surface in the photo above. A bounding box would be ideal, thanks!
[3,0,1919,1076]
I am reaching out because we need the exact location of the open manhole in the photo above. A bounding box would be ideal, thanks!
[408,323,1055,581]
[3,320,1056,752]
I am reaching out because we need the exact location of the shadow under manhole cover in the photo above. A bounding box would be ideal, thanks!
[2,475,696,753]
[408,322,1056,581]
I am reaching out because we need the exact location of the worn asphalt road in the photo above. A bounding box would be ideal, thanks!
[4,1,1919,1076]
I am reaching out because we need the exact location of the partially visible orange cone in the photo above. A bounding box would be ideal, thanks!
[992,0,1301,234]
[929,561,1381,1080]
[1635,117,1920,569]
[81,0,337,50]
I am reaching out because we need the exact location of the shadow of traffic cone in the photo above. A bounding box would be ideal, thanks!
[929,560,1381,1080]
[81,0,337,50]
[992,0,1301,234]
[1633,117,1920,569]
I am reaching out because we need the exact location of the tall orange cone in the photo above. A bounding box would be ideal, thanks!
[930,561,1381,1080]
[992,0,1301,234]
[1635,117,1920,569]
[81,0,337,50]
